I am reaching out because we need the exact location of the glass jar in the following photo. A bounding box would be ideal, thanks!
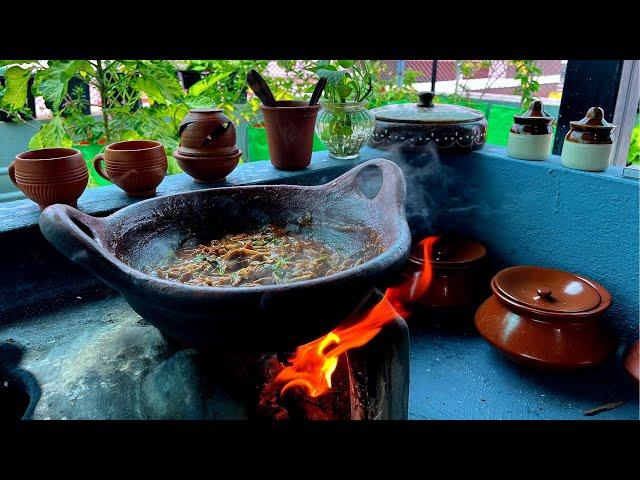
[315,101,375,159]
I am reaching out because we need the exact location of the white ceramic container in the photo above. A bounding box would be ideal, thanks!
[560,106,616,173]
[507,132,553,160]
[506,99,555,161]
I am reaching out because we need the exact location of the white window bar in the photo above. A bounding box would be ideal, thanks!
[612,60,640,167]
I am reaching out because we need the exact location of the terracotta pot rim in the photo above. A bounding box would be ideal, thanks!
[260,101,321,111]
[106,140,163,153]
[16,147,81,161]
[173,150,242,162]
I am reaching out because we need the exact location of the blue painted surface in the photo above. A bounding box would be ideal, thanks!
[432,146,639,342]
[408,325,639,420]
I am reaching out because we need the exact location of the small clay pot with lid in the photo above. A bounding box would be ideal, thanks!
[475,266,617,369]
[506,99,555,161]
[394,235,488,323]
[173,108,242,183]
[368,92,487,153]
[623,340,639,383]
[561,106,616,172]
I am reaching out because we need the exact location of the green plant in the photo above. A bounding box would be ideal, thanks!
[311,60,372,104]
[628,122,640,166]
[511,60,542,108]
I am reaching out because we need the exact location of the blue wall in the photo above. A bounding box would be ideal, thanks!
[412,146,638,342]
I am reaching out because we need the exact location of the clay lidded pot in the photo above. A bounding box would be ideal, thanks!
[93,140,167,198]
[475,266,617,369]
[177,108,239,157]
[9,147,88,210]
[561,106,616,172]
[623,340,639,383]
[261,100,321,170]
[394,235,488,322]
[173,108,242,183]
[506,99,555,161]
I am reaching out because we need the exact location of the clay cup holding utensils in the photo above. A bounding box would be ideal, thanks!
[93,140,167,198]
[9,147,89,210]
[261,101,321,170]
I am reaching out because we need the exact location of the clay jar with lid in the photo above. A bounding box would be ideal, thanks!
[623,340,639,383]
[173,108,242,183]
[394,235,488,323]
[561,106,616,172]
[475,266,617,369]
[506,99,555,161]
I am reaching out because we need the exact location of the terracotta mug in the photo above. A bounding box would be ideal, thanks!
[261,101,320,170]
[93,140,167,197]
[9,147,88,210]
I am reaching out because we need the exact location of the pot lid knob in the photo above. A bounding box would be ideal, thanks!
[570,106,616,130]
[418,91,435,108]
[536,287,554,300]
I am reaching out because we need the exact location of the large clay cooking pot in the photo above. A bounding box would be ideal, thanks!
[39,159,411,352]
[368,92,487,153]
[475,266,617,369]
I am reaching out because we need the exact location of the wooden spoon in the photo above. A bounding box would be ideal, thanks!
[309,77,327,106]
[247,69,276,107]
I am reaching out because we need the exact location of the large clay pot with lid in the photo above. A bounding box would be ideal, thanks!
[561,106,616,172]
[368,91,487,153]
[506,99,555,161]
[623,340,639,383]
[475,266,617,369]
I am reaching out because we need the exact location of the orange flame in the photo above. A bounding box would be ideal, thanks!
[275,235,438,398]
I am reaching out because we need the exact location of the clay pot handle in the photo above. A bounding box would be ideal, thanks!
[329,158,407,215]
[93,153,110,181]
[7,161,17,186]
[39,204,128,288]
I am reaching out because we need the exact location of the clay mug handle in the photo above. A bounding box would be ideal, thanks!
[93,153,110,181]
[8,161,17,186]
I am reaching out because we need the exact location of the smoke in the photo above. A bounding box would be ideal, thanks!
[379,142,453,239]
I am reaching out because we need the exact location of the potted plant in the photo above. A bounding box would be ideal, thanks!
[313,60,375,159]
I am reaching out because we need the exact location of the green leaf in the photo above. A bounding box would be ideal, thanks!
[28,116,73,149]
[0,66,31,110]
[35,60,92,111]
[187,70,234,96]
[316,68,346,86]
[337,60,355,69]
[131,63,184,104]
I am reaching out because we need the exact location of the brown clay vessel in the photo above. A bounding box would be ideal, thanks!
[173,150,242,183]
[9,147,88,209]
[623,340,639,383]
[261,101,320,170]
[93,140,167,198]
[177,109,238,156]
[394,235,488,323]
[475,266,617,369]
[174,108,242,183]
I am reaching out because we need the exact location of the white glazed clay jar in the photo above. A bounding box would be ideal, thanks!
[506,99,555,161]
[507,132,553,160]
[560,106,616,172]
